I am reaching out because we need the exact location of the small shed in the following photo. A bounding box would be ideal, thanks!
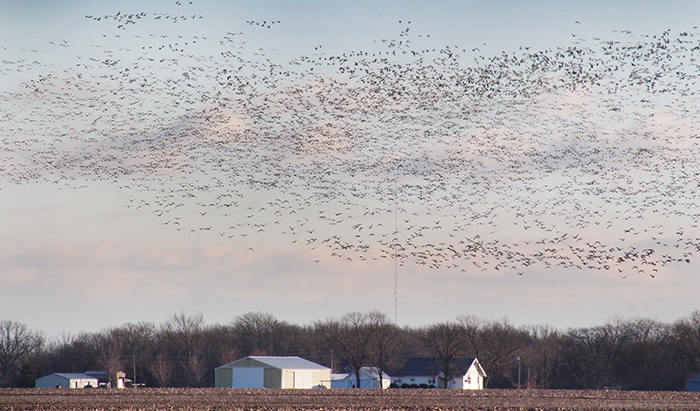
[331,367,391,389]
[215,356,331,389]
[688,374,700,392]
[35,373,99,388]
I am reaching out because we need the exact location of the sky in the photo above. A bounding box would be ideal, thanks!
[2,0,700,337]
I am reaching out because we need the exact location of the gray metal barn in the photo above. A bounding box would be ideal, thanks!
[35,373,99,388]
[215,356,331,389]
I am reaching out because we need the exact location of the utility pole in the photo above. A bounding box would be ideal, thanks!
[527,363,530,389]
[330,350,335,373]
[517,354,521,389]
[133,355,136,386]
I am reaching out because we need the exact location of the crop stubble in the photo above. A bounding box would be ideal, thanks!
[1,388,699,411]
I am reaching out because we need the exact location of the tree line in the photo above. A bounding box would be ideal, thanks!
[1,310,699,390]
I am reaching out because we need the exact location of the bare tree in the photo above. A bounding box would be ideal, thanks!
[164,311,205,354]
[149,354,174,387]
[476,319,528,388]
[521,325,561,388]
[559,318,628,389]
[188,350,207,386]
[457,315,482,357]
[119,322,157,386]
[0,321,43,386]
[231,312,283,356]
[298,323,331,368]
[422,321,467,388]
[674,310,700,372]
[457,316,529,388]
[162,311,205,386]
[618,318,672,390]
[367,311,399,387]
[43,332,101,376]
[96,328,126,387]
[324,312,375,388]
[199,324,236,386]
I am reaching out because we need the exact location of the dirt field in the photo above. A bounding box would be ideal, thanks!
[1,388,699,411]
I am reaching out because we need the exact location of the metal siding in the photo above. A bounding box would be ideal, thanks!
[313,369,331,388]
[689,381,700,392]
[215,367,233,388]
[36,374,67,388]
[231,367,265,388]
[282,369,295,388]
[36,374,98,389]
[293,370,312,388]
[264,367,282,388]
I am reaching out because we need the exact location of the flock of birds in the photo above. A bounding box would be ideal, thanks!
[2,4,700,278]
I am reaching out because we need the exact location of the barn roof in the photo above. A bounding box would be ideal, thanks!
[45,373,99,380]
[217,356,329,370]
[393,357,480,377]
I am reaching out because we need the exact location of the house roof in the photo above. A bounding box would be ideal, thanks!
[688,374,700,382]
[331,373,350,381]
[217,356,329,370]
[333,367,390,380]
[393,357,479,377]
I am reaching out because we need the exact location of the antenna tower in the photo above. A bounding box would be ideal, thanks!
[394,177,398,324]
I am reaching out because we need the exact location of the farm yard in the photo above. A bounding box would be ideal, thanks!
[1,388,700,411]
[3,4,700,409]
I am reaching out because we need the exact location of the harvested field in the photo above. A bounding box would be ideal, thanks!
[1,388,700,411]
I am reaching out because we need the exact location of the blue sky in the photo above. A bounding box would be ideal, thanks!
[1,0,700,337]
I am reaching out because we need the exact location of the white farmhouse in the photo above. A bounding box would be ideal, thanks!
[35,373,99,388]
[331,367,391,389]
[391,357,486,390]
[215,356,331,389]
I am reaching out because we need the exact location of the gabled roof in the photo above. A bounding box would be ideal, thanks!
[688,374,700,382]
[334,367,390,380]
[217,356,329,370]
[393,357,483,377]
[84,371,109,378]
[331,373,350,381]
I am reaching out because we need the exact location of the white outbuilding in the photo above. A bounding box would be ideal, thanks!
[331,367,391,389]
[392,357,487,390]
[35,373,99,388]
[215,356,331,389]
